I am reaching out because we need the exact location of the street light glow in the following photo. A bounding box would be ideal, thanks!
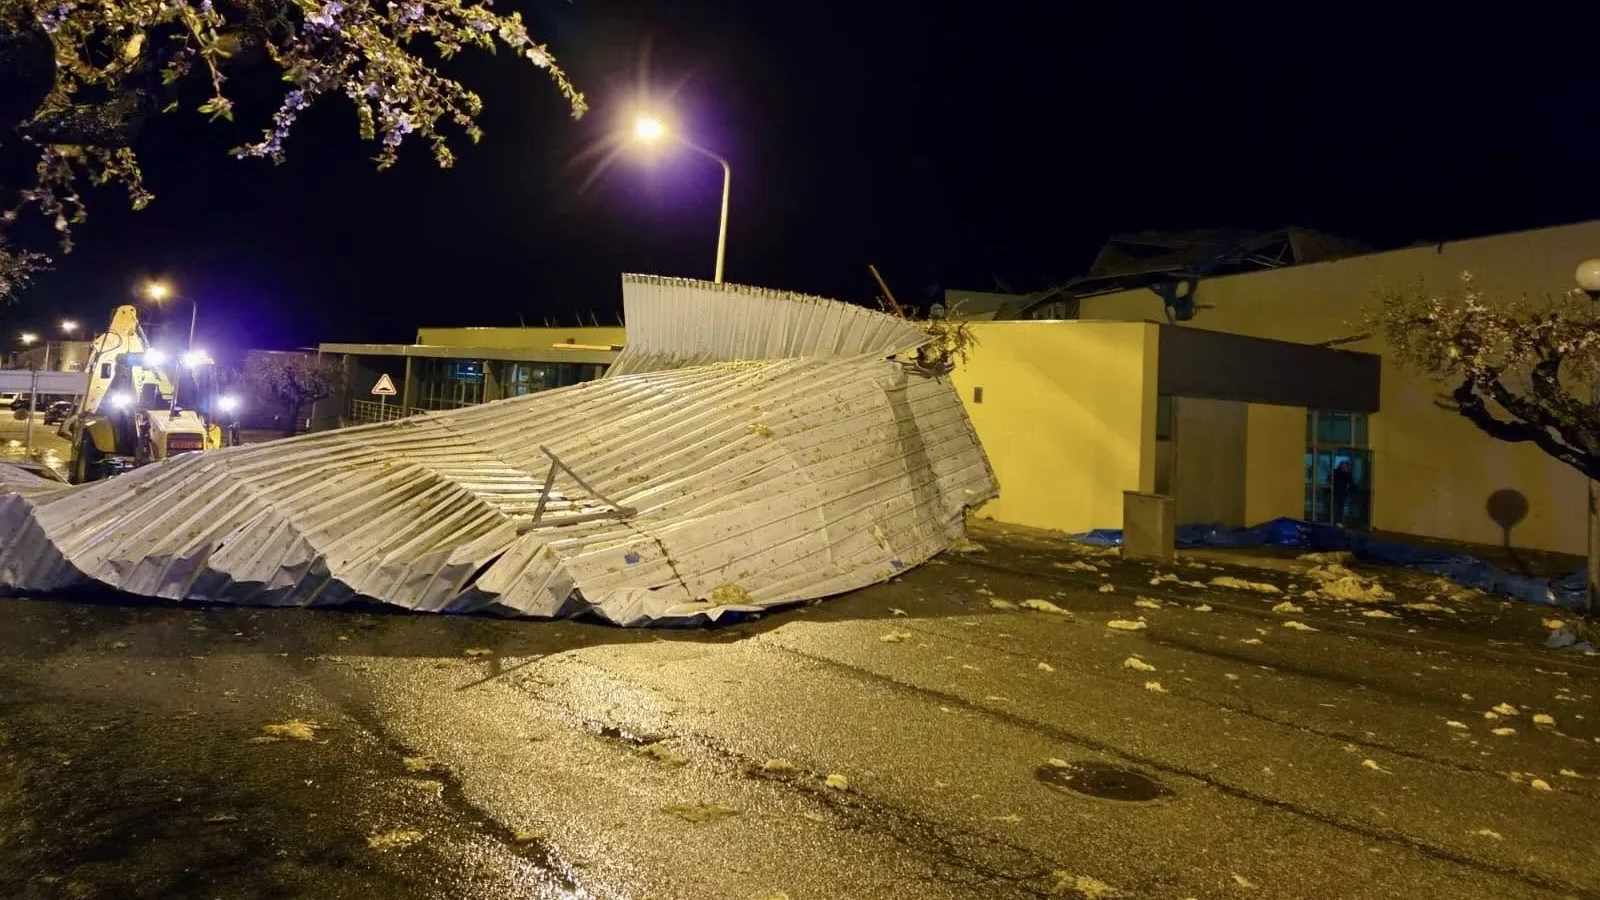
[181,349,209,368]
[633,116,666,143]
[60,320,78,334]
[143,280,172,302]
[218,395,240,414]
[19,332,37,345]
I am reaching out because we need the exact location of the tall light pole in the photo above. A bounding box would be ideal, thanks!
[632,116,732,284]
[142,279,197,349]
[1574,259,1600,613]
[18,321,72,454]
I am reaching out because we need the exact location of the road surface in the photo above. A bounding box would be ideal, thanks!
[1,522,1595,900]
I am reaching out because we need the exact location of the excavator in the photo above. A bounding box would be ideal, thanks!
[62,305,226,484]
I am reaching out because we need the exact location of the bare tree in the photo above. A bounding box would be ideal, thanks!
[242,352,336,436]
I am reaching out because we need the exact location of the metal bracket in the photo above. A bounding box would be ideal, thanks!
[522,445,637,532]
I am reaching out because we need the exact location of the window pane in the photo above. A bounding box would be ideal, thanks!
[1317,412,1352,445]
[1352,414,1368,447]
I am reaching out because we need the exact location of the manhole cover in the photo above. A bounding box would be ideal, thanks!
[1035,760,1173,802]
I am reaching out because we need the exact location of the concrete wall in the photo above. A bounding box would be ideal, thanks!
[1171,398,1247,528]
[952,321,1158,534]
[1075,219,1600,554]
[415,326,625,350]
[1245,403,1307,525]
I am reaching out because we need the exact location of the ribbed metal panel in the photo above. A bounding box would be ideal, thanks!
[607,275,931,376]
[0,280,997,625]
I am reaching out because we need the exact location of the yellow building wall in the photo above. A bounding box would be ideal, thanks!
[1245,403,1307,525]
[1076,220,1600,554]
[952,321,1159,534]
[415,326,626,350]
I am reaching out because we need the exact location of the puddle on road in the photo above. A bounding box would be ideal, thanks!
[1035,760,1173,802]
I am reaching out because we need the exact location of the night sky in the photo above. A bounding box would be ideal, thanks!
[7,4,1596,352]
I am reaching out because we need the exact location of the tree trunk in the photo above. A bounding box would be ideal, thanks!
[282,395,300,437]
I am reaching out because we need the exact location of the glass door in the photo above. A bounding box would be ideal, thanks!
[1305,411,1372,529]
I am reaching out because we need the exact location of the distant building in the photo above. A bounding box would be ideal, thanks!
[6,340,93,373]
[314,325,622,429]
[952,221,1598,556]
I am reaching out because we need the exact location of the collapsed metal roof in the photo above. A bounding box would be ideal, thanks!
[0,275,997,625]
[1002,227,1373,320]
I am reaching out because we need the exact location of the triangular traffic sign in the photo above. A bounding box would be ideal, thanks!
[371,373,398,396]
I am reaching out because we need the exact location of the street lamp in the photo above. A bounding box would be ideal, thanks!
[631,115,732,284]
[1574,259,1600,614]
[141,279,197,350]
[60,320,77,335]
[19,332,36,346]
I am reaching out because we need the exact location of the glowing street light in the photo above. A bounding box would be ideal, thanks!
[139,279,197,349]
[630,114,732,284]
[60,320,78,335]
[19,332,37,346]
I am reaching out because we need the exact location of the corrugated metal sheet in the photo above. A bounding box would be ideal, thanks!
[0,278,997,625]
[608,274,930,375]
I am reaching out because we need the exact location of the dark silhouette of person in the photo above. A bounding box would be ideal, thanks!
[1331,459,1353,526]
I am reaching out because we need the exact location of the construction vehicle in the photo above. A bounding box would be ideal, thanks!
[63,305,227,484]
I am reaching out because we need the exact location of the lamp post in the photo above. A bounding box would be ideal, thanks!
[632,116,732,284]
[1573,259,1600,613]
[142,280,197,349]
[18,322,72,455]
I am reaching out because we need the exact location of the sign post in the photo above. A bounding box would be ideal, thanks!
[371,373,397,413]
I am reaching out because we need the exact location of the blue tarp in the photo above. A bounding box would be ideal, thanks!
[1075,518,1586,611]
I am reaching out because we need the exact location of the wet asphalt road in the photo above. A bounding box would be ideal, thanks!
[2,522,1598,900]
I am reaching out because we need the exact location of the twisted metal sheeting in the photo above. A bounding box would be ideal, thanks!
[0,278,997,624]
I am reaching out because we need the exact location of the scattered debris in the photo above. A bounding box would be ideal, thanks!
[1231,873,1257,889]
[512,830,547,844]
[203,813,239,824]
[1211,576,1282,594]
[961,664,981,672]
[950,538,987,554]
[1240,638,1263,645]
[1270,601,1304,615]
[1445,721,1468,730]
[1193,603,1213,612]
[367,829,425,851]
[761,758,798,775]
[889,608,909,617]
[1054,560,1098,572]
[1021,598,1072,615]
[1491,727,1517,736]
[1543,618,1566,630]
[662,802,740,823]
[1297,551,1353,565]
[1098,583,1116,594]
[879,631,912,643]
[1144,681,1167,693]
[988,598,1018,611]
[1532,713,1556,727]
[825,773,850,791]
[258,721,317,742]
[402,757,448,776]
[710,583,754,605]
[1361,759,1391,774]
[1150,573,1179,585]
[1306,564,1393,603]
[747,423,775,438]
[1050,871,1120,899]
[1037,662,1056,672]
[1122,656,1157,672]
[1046,758,1070,768]
[1361,609,1398,619]
[1560,768,1580,778]
[1106,619,1147,631]
[463,647,494,658]
[1133,598,1162,610]
[109,641,130,650]
[991,813,1023,824]
[1282,621,1317,632]
[1531,778,1553,792]
[1224,673,1240,681]
[1484,711,1500,721]
[1492,702,1519,716]
[1403,602,1453,614]
[1470,829,1503,840]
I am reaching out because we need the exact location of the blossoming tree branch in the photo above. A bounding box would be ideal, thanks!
[1372,273,1600,480]
[0,0,586,297]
